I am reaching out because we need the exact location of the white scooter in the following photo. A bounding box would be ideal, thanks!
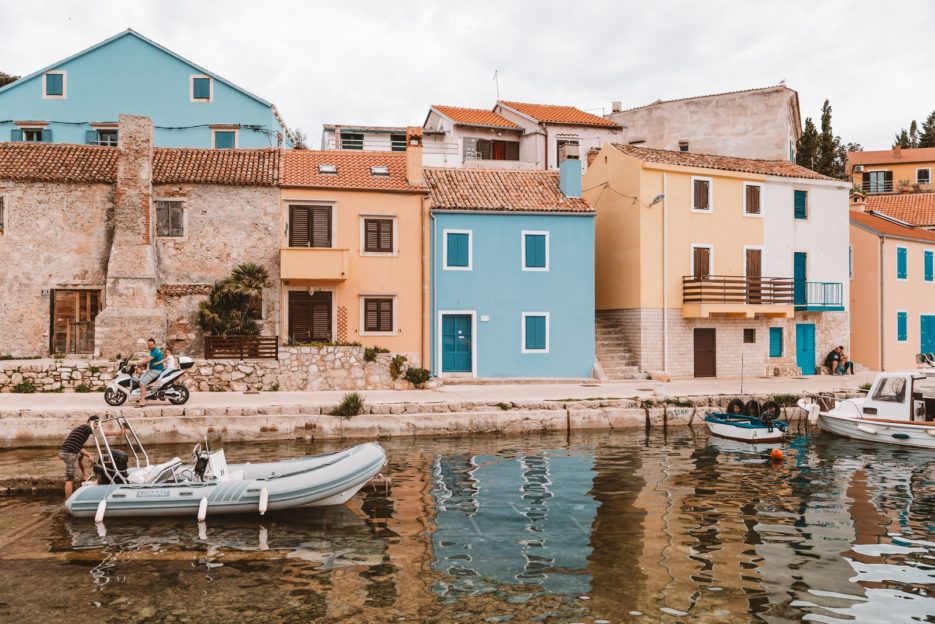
[104,356,193,406]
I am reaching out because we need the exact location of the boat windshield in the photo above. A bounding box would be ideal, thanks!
[914,377,935,397]
[873,377,907,403]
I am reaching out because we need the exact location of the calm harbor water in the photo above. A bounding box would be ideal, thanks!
[0,428,933,623]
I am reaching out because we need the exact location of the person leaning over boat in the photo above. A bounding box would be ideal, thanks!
[136,337,164,408]
[60,415,123,498]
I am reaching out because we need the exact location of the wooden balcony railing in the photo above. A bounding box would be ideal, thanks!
[205,335,279,360]
[682,275,795,305]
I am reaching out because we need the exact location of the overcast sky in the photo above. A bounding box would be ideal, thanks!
[2,0,933,150]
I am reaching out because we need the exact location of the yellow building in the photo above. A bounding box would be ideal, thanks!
[847,146,935,194]
[279,129,429,365]
[584,144,851,378]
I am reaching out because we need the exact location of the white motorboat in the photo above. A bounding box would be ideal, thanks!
[798,368,935,449]
[65,415,387,519]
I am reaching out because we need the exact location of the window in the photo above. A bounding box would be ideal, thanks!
[191,75,212,101]
[691,177,712,212]
[12,127,50,142]
[744,183,762,216]
[897,311,908,342]
[156,201,184,237]
[918,168,931,185]
[213,130,237,149]
[390,134,407,152]
[370,165,389,177]
[289,205,332,247]
[556,139,580,162]
[678,140,689,152]
[743,329,756,344]
[444,230,472,270]
[794,190,808,219]
[769,327,783,357]
[363,218,393,253]
[86,129,117,146]
[897,246,908,280]
[363,298,394,333]
[872,376,906,403]
[864,171,891,193]
[925,250,934,283]
[467,138,519,161]
[43,72,65,98]
[339,132,364,150]
[522,313,549,353]
[522,231,549,271]
[318,164,337,174]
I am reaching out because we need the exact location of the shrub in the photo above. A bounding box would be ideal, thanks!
[664,397,694,407]
[12,379,36,393]
[268,382,280,392]
[364,346,389,362]
[405,367,430,388]
[196,263,270,337]
[75,383,94,393]
[331,392,365,418]
[88,366,100,375]
[772,393,801,407]
[859,382,872,391]
[497,402,511,411]
[52,353,65,360]
[389,355,408,380]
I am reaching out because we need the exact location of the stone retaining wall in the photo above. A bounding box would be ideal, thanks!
[0,346,423,393]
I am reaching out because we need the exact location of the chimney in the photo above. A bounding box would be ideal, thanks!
[405,126,423,186]
[559,157,582,199]
[849,191,868,212]
[893,145,902,159]
[611,101,622,113]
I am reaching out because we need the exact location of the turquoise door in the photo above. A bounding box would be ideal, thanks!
[793,252,807,305]
[922,315,935,356]
[796,323,816,375]
[442,314,472,373]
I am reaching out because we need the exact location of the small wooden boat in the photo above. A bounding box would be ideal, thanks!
[705,412,787,443]
[65,415,386,519]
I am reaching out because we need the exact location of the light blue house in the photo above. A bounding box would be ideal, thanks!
[425,162,595,378]
[0,29,289,148]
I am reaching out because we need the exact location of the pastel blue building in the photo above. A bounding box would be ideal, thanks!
[0,29,289,148]
[425,163,595,378]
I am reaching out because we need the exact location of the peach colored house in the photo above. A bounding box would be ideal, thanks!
[850,197,935,370]
[279,129,429,365]
[847,147,935,194]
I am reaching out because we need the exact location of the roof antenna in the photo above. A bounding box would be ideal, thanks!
[493,69,500,101]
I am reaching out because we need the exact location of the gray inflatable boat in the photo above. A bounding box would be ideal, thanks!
[64,415,386,519]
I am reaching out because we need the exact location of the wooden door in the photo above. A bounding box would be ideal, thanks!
[693,247,711,279]
[50,289,100,354]
[693,328,716,378]
[287,291,332,342]
[746,249,762,303]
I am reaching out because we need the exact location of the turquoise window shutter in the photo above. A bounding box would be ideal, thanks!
[897,247,908,279]
[10,129,22,142]
[85,130,98,144]
[925,250,933,282]
[214,131,235,149]
[40,128,52,142]
[525,234,546,268]
[45,73,63,96]
[769,327,783,357]
[446,233,469,267]
[898,311,908,342]
[794,190,807,219]
[193,77,210,99]
[525,315,546,350]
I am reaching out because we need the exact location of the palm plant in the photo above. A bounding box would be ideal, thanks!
[196,263,270,336]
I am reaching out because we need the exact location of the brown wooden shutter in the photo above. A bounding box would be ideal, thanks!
[379,299,393,331]
[378,219,392,252]
[884,170,893,190]
[365,299,378,332]
[289,206,310,247]
[287,291,311,341]
[478,139,492,160]
[311,207,331,247]
[364,298,393,332]
[694,247,710,278]
[505,141,519,161]
[364,219,379,252]
[694,180,709,210]
[310,292,332,341]
[746,185,760,214]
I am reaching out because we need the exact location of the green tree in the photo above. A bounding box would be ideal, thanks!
[894,129,912,149]
[919,110,935,148]
[817,100,840,176]
[0,71,18,87]
[910,120,920,147]
[796,117,820,169]
[291,128,308,150]
[196,263,270,336]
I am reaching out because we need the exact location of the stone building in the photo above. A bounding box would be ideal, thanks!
[0,114,281,358]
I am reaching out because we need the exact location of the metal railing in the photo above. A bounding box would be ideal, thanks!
[794,281,844,309]
[861,180,893,194]
[682,275,795,304]
[205,335,279,359]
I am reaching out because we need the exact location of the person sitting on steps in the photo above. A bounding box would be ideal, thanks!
[824,345,854,375]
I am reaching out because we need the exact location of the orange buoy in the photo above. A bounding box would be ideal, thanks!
[769,448,784,462]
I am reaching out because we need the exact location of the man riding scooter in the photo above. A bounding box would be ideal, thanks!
[136,337,164,408]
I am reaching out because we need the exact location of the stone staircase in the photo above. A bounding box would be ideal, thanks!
[594,312,645,380]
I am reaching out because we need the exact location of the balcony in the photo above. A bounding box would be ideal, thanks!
[794,281,845,312]
[682,275,795,319]
[280,248,349,281]
[861,180,893,194]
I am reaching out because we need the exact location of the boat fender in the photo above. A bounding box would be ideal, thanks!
[198,496,208,522]
[726,399,745,415]
[95,500,107,523]
[857,424,877,435]
[198,521,207,541]
[259,488,269,516]
[892,433,910,440]
[744,400,761,418]
[807,404,820,425]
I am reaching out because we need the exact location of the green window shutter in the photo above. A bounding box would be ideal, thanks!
[10,129,22,142]
[214,131,235,149]
[897,247,908,279]
[85,130,98,144]
[193,77,210,99]
[45,73,63,96]
[524,234,547,268]
[446,233,469,268]
[925,250,933,282]
[898,311,908,342]
[525,315,547,351]
[40,128,52,142]
[769,327,783,357]
[794,190,807,219]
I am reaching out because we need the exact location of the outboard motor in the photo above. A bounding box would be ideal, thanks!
[94,449,129,484]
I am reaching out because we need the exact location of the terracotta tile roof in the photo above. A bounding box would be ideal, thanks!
[864,192,935,227]
[498,101,620,128]
[282,150,425,192]
[431,105,520,130]
[850,209,935,243]
[611,143,833,180]
[847,147,935,167]
[0,143,280,186]
[424,167,592,213]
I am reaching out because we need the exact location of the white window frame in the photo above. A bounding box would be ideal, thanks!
[690,243,715,277]
[917,168,932,185]
[18,125,47,142]
[212,128,238,149]
[864,170,888,193]
[42,71,66,99]
[443,229,473,271]
[690,176,713,213]
[897,245,908,281]
[154,199,187,240]
[359,214,398,256]
[521,230,550,272]
[896,309,909,343]
[359,295,398,337]
[742,182,763,218]
[436,310,477,377]
[521,312,550,354]
[190,74,214,102]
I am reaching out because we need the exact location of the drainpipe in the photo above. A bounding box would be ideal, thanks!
[663,172,669,373]
[430,211,437,375]
[880,234,886,370]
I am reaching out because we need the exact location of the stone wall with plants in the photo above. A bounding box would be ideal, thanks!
[0,346,431,393]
